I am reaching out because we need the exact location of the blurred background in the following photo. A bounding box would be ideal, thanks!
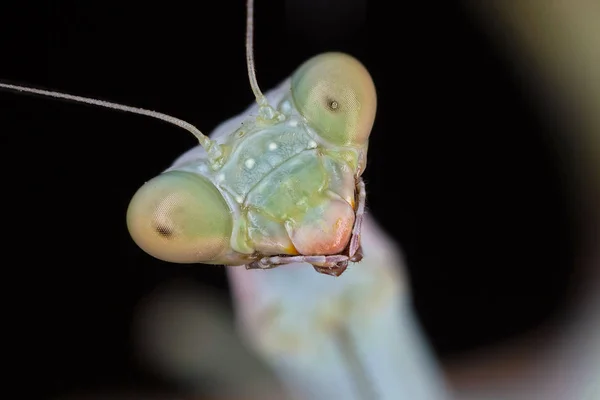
[0,0,596,399]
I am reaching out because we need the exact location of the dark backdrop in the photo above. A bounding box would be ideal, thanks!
[0,1,583,398]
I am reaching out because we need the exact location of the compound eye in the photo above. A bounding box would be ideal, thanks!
[291,52,377,147]
[127,171,232,263]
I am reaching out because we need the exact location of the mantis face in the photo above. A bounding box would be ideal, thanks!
[126,52,377,275]
[0,0,376,277]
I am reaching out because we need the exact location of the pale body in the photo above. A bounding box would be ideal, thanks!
[169,81,451,399]
[133,89,452,398]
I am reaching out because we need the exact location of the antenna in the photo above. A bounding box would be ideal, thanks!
[246,0,266,105]
[0,1,278,157]
[0,83,223,162]
[246,0,281,122]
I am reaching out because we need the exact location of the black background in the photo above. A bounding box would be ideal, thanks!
[0,1,585,398]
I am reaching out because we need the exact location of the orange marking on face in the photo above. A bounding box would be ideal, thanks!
[290,199,355,255]
[284,243,300,255]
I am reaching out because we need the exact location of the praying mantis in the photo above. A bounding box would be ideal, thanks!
[1,1,373,277]
[0,1,451,399]
[3,1,596,399]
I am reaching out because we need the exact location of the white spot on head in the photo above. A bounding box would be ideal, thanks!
[235,195,244,204]
[268,142,278,151]
[308,140,317,149]
[288,119,298,127]
[244,158,256,169]
[280,101,292,114]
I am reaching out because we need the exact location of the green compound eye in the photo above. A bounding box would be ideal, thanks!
[291,52,377,147]
[127,171,232,263]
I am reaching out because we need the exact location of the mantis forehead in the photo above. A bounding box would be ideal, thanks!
[172,78,292,169]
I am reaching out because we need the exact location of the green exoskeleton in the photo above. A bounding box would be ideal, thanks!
[0,0,376,277]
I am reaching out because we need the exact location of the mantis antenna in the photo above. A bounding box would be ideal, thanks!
[246,0,265,105]
[0,81,223,162]
[245,0,281,121]
[0,0,270,161]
